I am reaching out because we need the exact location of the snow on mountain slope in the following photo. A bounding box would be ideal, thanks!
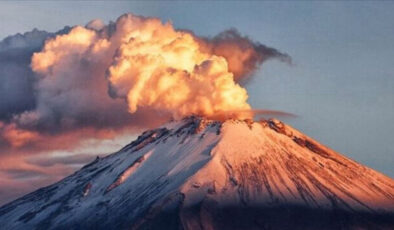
[0,117,393,230]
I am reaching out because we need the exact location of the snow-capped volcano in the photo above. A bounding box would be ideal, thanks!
[0,117,393,229]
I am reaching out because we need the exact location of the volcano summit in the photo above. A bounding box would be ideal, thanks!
[0,117,393,229]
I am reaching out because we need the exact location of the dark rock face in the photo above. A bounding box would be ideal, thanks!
[0,117,393,229]
[134,204,394,230]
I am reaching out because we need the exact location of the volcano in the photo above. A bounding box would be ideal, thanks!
[0,117,393,229]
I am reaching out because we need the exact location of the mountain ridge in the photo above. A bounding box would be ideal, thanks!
[0,116,393,229]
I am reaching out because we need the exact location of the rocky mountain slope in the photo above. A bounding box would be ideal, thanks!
[0,117,393,229]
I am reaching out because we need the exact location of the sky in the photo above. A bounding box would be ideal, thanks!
[0,1,393,205]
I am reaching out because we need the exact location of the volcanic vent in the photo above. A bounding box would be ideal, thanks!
[0,117,393,229]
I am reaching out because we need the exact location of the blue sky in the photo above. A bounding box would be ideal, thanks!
[0,1,393,177]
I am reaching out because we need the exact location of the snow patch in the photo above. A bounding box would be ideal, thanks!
[106,151,153,192]
[82,183,92,197]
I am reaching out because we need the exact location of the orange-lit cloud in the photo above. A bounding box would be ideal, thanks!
[1,13,289,141]
[30,14,289,121]
[0,122,41,148]
[106,15,250,118]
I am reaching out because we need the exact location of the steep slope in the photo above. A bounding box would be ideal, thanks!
[0,117,393,230]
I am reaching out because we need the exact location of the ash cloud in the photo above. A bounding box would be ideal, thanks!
[201,28,291,81]
[1,13,290,143]
[0,13,292,153]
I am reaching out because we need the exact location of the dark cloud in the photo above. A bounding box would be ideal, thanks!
[0,28,71,120]
[200,28,291,81]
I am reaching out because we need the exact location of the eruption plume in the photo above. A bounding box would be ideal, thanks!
[0,13,292,150]
[31,13,289,121]
[106,15,249,118]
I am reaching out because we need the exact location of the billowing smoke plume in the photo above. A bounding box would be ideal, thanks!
[105,15,251,118]
[31,14,289,121]
[0,12,291,149]
[0,12,293,156]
